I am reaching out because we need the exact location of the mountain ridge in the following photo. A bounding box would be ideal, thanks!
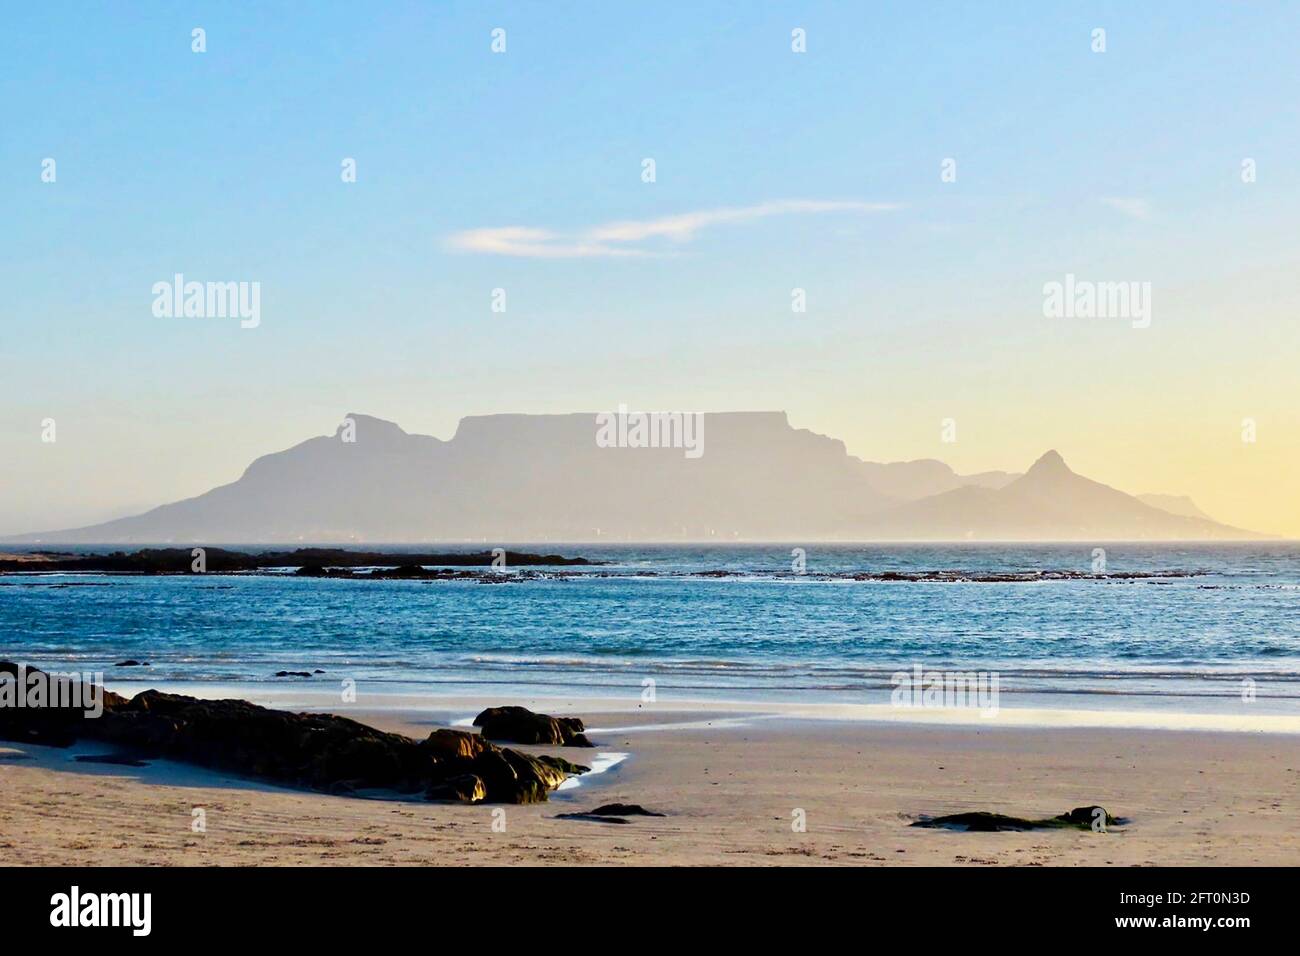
[2,413,1268,543]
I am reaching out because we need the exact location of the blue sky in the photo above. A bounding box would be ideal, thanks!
[3,1,1299,534]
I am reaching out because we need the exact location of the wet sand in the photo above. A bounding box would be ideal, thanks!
[2,701,1296,866]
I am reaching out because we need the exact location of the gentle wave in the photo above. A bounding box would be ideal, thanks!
[3,543,1298,715]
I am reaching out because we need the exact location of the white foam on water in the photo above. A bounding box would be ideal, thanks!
[557,751,628,791]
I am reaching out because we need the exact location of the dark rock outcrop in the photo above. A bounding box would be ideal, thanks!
[0,662,582,804]
[536,755,591,775]
[912,806,1120,832]
[472,706,593,747]
[0,548,591,575]
[425,773,486,803]
[587,803,664,817]
[1055,805,1119,828]
[0,662,128,747]
[558,803,665,822]
[74,753,150,767]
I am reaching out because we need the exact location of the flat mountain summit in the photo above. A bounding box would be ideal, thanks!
[6,413,1262,543]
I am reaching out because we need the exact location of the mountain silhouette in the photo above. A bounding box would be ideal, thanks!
[862,450,1258,540]
[1135,493,1213,521]
[4,415,1264,543]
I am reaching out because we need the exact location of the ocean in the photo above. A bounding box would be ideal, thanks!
[2,543,1298,720]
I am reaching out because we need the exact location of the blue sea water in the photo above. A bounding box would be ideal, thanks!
[2,543,1299,717]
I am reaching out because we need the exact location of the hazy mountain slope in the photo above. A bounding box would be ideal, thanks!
[12,413,897,543]
[1136,493,1215,522]
[853,459,1018,500]
[864,450,1261,540]
[5,420,1265,544]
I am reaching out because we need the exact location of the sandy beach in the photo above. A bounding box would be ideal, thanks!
[2,695,1296,867]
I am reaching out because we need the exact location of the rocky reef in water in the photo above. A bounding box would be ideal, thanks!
[0,548,592,575]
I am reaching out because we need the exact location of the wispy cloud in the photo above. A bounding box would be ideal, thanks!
[1099,196,1152,220]
[446,199,899,258]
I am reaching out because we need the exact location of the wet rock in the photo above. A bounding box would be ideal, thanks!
[114,660,149,667]
[382,564,432,578]
[0,665,578,804]
[911,811,1042,832]
[74,753,150,767]
[1055,805,1119,828]
[426,773,486,803]
[558,803,664,822]
[472,706,594,747]
[421,729,488,761]
[503,749,569,792]
[467,750,522,798]
[588,803,664,817]
[912,806,1120,831]
[273,671,313,678]
[0,548,592,575]
[0,661,129,747]
[536,755,590,775]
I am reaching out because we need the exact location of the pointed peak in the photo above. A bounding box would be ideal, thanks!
[1026,449,1071,475]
